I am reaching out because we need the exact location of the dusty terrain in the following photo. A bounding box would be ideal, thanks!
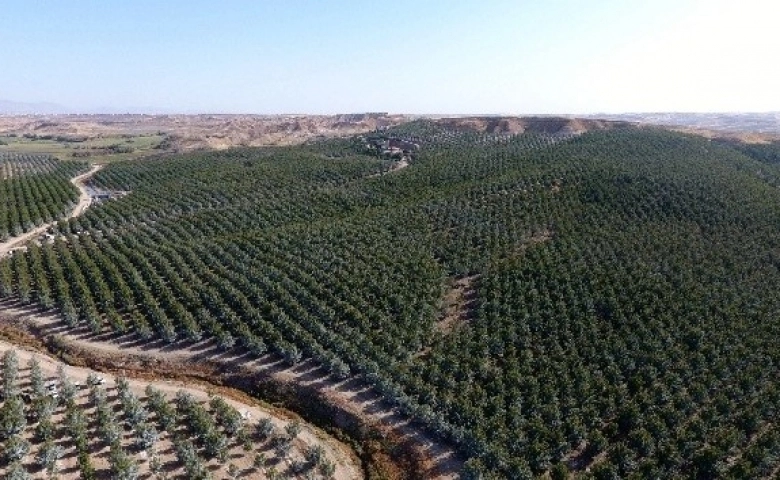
[0,113,410,152]
[67,164,104,218]
[0,339,361,479]
[3,113,776,158]
[435,275,479,336]
[0,114,636,158]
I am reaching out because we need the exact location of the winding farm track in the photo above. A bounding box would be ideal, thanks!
[68,163,103,218]
[0,163,103,256]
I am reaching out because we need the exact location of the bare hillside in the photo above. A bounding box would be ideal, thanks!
[0,113,410,152]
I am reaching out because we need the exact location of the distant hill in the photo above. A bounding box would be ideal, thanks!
[428,115,633,135]
[0,99,71,114]
[0,113,412,150]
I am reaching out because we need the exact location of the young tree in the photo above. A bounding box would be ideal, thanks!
[77,449,97,480]
[274,437,292,459]
[134,422,159,451]
[256,417,275,441]
[5,462,30,480]
[27,356,45,398]
[318,459,337,479]
[217,331,235,351]
[62,300,80,327]
[34,415,56,443]
[0,396,26,439]
[34,440,64,477]
[290,459,308,475]
[59,377,77,407]
[115,375,131,402]
[285,420,302,440]
[174,438,212,480]
[209,395,244,437]
[2,349,19,399]
[109,443,139,480]
[203,429,229,463]
[3,435,31,463]
[304,445,324,466]
[100,420,122,446]
[265,467,281,480]
[122,393,149,428]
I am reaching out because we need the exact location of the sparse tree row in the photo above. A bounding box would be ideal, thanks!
[3,124,780,478]
[0,350,339,479]
[0,153,86,241]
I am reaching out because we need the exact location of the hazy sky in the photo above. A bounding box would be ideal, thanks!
[1,0,779,114]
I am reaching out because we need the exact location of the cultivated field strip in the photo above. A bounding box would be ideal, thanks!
[0,342,359,479]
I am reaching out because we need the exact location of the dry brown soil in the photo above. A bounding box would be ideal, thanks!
[435,275,479,336]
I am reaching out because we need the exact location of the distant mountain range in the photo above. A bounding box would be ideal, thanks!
[0,99,173,115]
[584,112,780,135]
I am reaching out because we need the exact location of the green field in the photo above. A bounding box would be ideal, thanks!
[0,133,167,164]
[1,121,779,478]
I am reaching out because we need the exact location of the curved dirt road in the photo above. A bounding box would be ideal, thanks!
[0,163,103,256]
[68,163,103,218]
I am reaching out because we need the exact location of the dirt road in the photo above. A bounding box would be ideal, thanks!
[0,163,103,256]
[68,163,103,218]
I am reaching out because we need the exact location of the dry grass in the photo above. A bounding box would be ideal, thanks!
[435,275,479,336]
